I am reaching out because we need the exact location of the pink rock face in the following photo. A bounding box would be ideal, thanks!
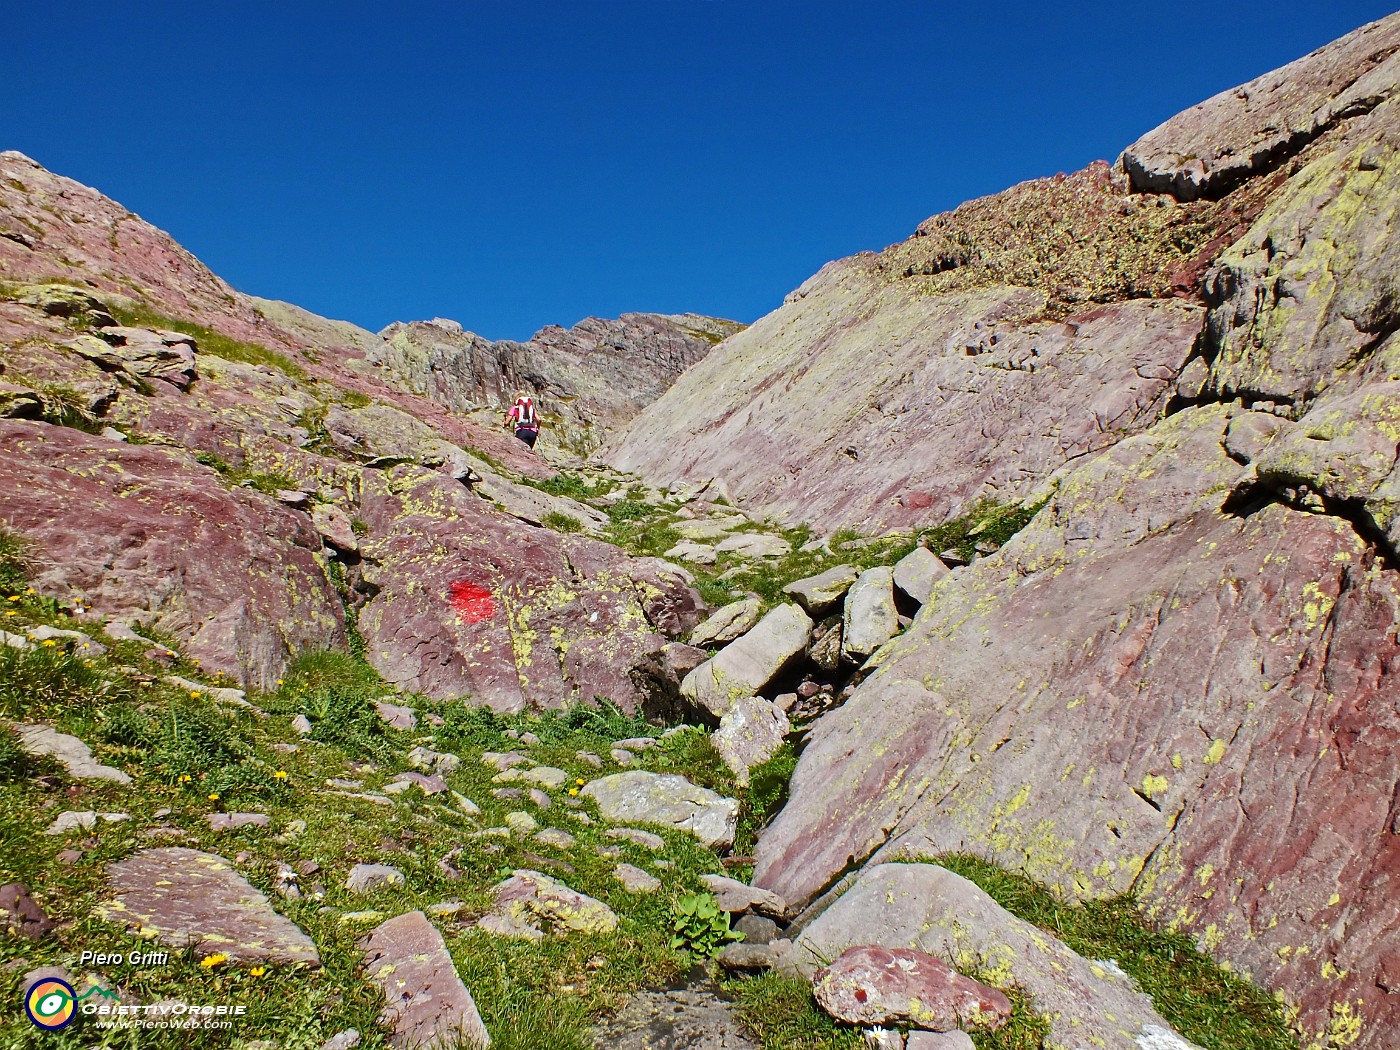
[611,277,1202,534]
[755,407,1400,1045]
[814,946,1010,1031]
[0,419,345,689]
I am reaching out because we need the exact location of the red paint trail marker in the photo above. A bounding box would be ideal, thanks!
[448,581,495,623]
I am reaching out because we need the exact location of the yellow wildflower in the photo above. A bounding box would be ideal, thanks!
[41,639,57,647]
[179,774,192,783]
[248,965,266,978]
[4,611,15,616]
[207,793,220,802]
[568,788,579,797]
[272,770,288,780]
[576,778,586,786]
[189,691,201,699]
[199,953,228,969]
[25,589,35,595]
[5,595,18,602]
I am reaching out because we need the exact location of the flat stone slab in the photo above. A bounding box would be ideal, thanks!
[584,772,739,849]
[207,813,270,832]
[700,874,787,919]
[712,696,789,786]
[615,864,662,894]
[359,910,489,1049]
[346,864,406,895]
[892,546,949,607]
[591,977,760,1050]
[14,723,131,784]
[606,827,666,850]
[681,604,813,718]
[97,848,320,965]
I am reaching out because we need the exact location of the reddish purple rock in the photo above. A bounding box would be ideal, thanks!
[814,946,1010,1031]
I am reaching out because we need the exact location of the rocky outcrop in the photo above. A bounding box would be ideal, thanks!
[1121,13,1400,200]
[375,312,743,454]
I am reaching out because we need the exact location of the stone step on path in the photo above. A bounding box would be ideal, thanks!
[590,969,759,1050]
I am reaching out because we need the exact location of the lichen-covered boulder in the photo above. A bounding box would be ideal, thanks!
[712,696,790,785]
[841,567,898,661]
[782,565,859,617]
[479,870,618,940]
[583,771,739,849]
[891,547,948,607]
[680,604,812,717]
[690,598,763,648]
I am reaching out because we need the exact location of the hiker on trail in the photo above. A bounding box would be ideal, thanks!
[504,392,540,449]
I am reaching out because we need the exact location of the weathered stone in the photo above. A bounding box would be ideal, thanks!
[734,914,780,945]
[373,699,417,730]
[359,910,490,1049]
[1121,13,1400,200]
[786,864,1196,1050]
[481,750,528,771]
[690,598,764,648]
[616,736,660,751]
[13,724,131,784]
[712,696,790,785]
[681,604,813,717]
[311,503,359,553]
[714,532,791,559]
[614,863,662,893]
[584,772,739,849]
[891,547,948,607]
[505,811,538,835]
[0,882,52,939]
[782,565,860,617]
[98,848,320,965]
[906,1032,975,1050]
[408,746,461,776]
[664,540,718,565]
[26,624,108,655]
[321,1031,362,1050]
[480,869,618,939]
[610,747,635,766]
[164,675,255,710]
[606,827,666,850]
[45,811,128,835]
[715,942,780,972]
[591,978,760,1050]
[389,772,448,796]
[842,567,899,662]
[814,945,1010,1032]
[701,874,788,918]
[534,828,575,849]
[292,714,313,735]
[345,864,406,895]
[207,813,270,831]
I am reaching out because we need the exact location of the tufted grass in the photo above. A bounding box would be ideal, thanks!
[109,302,308,381]
[723,972,863,1049]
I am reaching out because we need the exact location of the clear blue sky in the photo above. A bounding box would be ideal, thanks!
[4,2,1395,340]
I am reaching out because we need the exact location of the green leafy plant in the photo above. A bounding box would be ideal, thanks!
[670,892,743,958]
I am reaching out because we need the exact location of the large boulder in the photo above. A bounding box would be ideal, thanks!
[1121,13,1400,200]
[712,696,790,786]
[891,547,948,607]
[680,604,813,717]
[582,771,740,849]
[788,863,1197,1050]
[356,466,702,710]
[360,911,490,1048]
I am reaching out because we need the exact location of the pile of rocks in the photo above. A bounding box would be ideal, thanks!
[678,547,951,781]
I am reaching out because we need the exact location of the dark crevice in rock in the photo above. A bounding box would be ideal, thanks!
[1223,479,1400,572]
